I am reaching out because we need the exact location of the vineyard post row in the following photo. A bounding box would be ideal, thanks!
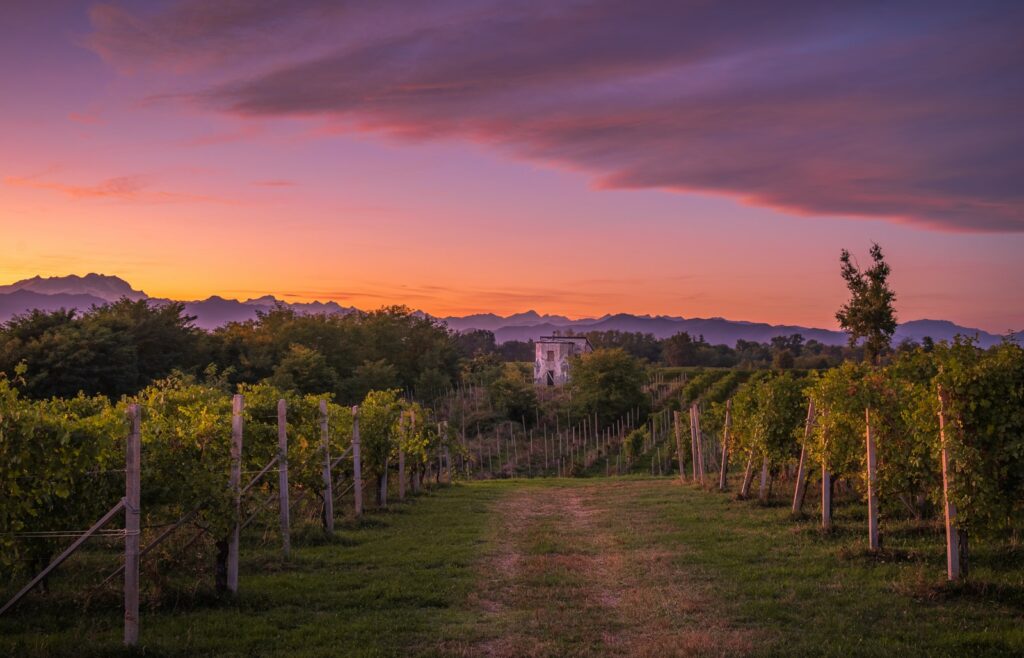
[0,394,366,646]
[727,392,966,583]
[676,377,966,583]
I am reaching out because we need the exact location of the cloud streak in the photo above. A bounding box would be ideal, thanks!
[5,172,232,204]
[89,0,1024,231]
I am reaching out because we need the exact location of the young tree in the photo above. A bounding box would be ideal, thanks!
[568,348,648,426]
[836,243,897,364]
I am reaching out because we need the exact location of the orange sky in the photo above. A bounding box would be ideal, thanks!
[1,2,1022,333]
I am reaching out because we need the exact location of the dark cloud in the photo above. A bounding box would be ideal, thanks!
[90,0,1024,231]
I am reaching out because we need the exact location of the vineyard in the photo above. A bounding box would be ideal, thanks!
[1,338,1023,655]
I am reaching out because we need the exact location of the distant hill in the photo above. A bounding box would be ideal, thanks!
[491,315,847,346]
[443,310,577,332]
[0,289,110,320]
[0,273,146,302]
[181,296,356,330]
[0,273,1007,347]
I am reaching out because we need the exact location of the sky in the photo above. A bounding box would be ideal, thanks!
[0,1,1021,333]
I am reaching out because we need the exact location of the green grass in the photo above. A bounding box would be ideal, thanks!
[613,479,1024,656]
[2,477,1021,656]
[0,484,505,657]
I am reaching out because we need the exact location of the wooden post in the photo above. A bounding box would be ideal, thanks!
[227,394,243,595]
[529,431,534,477]
[758,456,769,502]
[718,400,731,491]
[320,399,335,531]
[938,386,961,580]
[124,403,141,646]
[693,404,706,485]
[821,465,832,530]
[865,407,879,551]
[689,405,699,481]
[352,406,363,518]
[740,451,755,498]
[278,399,291,557]
[791,399,815,515]
[398,411,407,500]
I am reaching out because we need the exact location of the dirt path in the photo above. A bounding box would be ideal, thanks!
[445,480,755,657]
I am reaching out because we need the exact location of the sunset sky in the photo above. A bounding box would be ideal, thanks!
[1,1,1021,333]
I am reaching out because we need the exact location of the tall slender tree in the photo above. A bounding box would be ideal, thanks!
[836,243,897,365]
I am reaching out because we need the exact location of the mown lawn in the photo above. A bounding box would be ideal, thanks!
[1,477,1022,656]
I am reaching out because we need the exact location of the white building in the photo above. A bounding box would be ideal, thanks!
[534,335,592,386]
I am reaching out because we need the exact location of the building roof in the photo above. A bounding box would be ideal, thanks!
[537,335,592,349]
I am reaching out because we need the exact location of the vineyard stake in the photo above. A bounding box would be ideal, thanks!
[673,411,686,483]
[865,407,879,551]
[352,406,363,518]
[124,403,141,645]
[694,404,706,485]
[791,399,815,515]
[320,399,335,531]
[276,400,291,557]
[758,456,769,502]
[938,386,961,580]
[0,499,126,617]
[227,394,244,595]
[718,400,731,491]
[689,405,699,481]
[398,411,407,499]
[739,451,755,498]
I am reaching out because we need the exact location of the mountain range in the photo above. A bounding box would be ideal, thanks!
[0,274,1006,348]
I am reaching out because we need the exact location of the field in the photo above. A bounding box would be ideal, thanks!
[3,476,1022,657]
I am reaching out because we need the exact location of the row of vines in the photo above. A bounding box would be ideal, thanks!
[687,339,1023,578]
[0,370,459,624]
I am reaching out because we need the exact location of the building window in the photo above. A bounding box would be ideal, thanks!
[546,350,554,361]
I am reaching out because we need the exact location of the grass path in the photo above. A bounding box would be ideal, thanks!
[2,477,1022,656]
[442,480,754,656]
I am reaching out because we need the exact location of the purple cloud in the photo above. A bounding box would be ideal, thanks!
[89,0,1024,231]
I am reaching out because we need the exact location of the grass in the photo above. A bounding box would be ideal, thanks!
[1,477,1022,656]
[0,484,503,657]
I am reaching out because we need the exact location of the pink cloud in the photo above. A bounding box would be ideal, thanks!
[5,173,233,205]
[88,0,1024,232]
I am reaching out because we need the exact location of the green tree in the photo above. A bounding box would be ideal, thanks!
[488,366,539,426]
[662,332,698,366]
[345,359,400,401]
[568,348,648,426]
[270,343,338,394]
[836,243,897,364]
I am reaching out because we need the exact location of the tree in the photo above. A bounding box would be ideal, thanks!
[585,330,661,362]
[345,359,400,402]
[488,366,538,425]
[270,344,338,394]
[498,339,534,362]
[453,329,497,358]
[662,332,698,366]
[567,348,648,426]
[836,243,897,364]
[0,300,201,399]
